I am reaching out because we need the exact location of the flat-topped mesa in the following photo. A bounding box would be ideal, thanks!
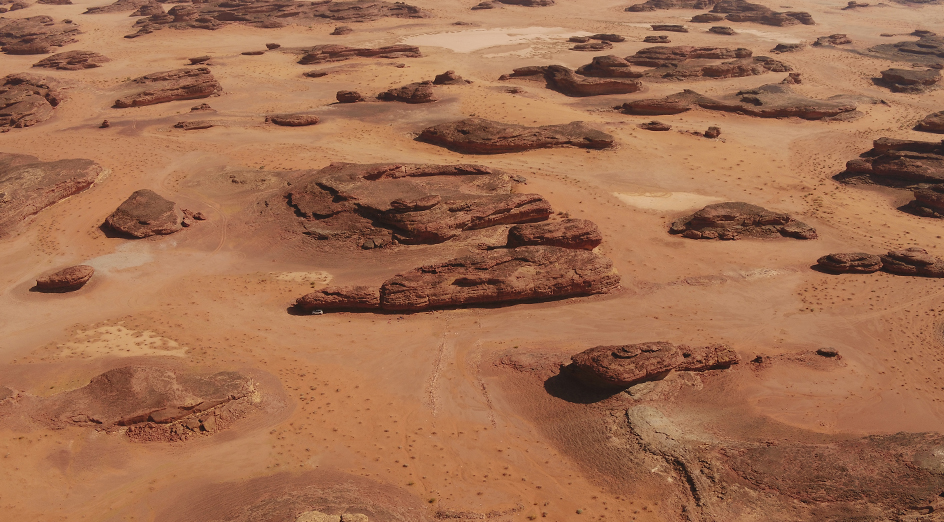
[113,67,221,108]
[626,0,717,11]
[35,265,95,291]
[0,153,103,237]
[507,219,602,250]
[878,68,941,93]
[376,81,437,103]
[32,51,110,70]
[620,82,859,120]
[285,162,552,245]
[105,189,184,238]
[816,253,883,273]
[869,34,944,66]
[124,0,428,38]
[1,74,64,129]
[505,65,642,96]
[298,44,421,65]
[417,118,615,154]
[708,0,815,26]
[670,202,817,240]
[0,16,80,55]
[842,138,944,186]
[567,342,740,390]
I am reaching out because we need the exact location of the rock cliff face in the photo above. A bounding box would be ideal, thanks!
[35,265,95,291]
[625,0,717,11]
[417,118,615,153]
[670,202,817,240]
[1,74,64,128]
[114,67,222,108]
[0,16,80,54]
[0,153,103,237]
[105,189,184,238]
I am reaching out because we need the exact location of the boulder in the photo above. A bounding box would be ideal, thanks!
[433,70,471,85]
[0,15,80,54]
[35,265,94,291]
[573,42,612,51]
[815,253,883,273]
[0,153,103,237]
[417,117,615,153]
[32,51,110,70]
[915,111,944,133]
[265,43,280,49]
[568,341,739,390]
[639,121,671,131]
[191,103,213,111]
[189,55,210,65]
[331,26,353,35]
[113,67,222,108]
[669,202,817,240]
[879,68,941,93]
[506,219,603,249]
[336,90,364,103]
[704,126,721,138]
[842,0,869,7]
[241,50,265,56]
[298,44,421,65]
[813,34,851,46]
[644,35,671,43]
[471,1,495,8]
[265,114,319,126]
[376,81,437,103]
[771,43,804,53]
[304,70,329,78]
[294,286,380,311]
[880,247,944,276]
[105,189,184,238]
[0,73,63,128]
[709,26,736,34]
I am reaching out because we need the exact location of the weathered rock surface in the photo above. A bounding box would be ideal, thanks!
[626,0,716,11]
[83,0,152,13]
[506,219,602,250]
[915,111,944,133]
[621,83,859,120]
[879,68,941,93]
[417,118,615,153]
[643,35,670,43]
[709,25,735,34]
[331,25,353,35]
[174,120,214,130]
[379,246,619,311]
[708,0,815,26]
[841,137,944,186]
[377,81,436,103]
[295,286,380,311]
[336,90,363,103]
[0,153,103,237]
[568,342,739,390]
[574,55,642,78]
[285,162,552,245]
[813,33,851,46]
[298,44,421,65]
[130,1,164,17]
[651,24,688,32]
[114,67,221,108]
[296,511,369,522]
[639,120,671,131]
[669,202,817,240]
[35,265,94,291]
[572,41,612,52]
[265,114,319,126]
[105,189,184,238]
[432,70,471,85]
[620,45,790,80]
[907,185,944,217]
[705,125,721,138]
[816,253,883,273]
[1,73,63,128]
[691,12,724,21]
[32,50,110,70]
[125,0,427,38]
[771,42,803,53]
[0,15,80,54]
[494,0,554,5]
[506,65,642,96]
[880,247,944,276]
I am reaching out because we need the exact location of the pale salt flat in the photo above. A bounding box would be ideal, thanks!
[402,27,591,53]
[614,191,724,211]
[621,22,802,43]
[55,325,188,359]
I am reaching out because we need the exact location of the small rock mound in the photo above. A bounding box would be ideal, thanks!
[915,111,944,133]
[114,67,222,108]
[105,189,184,238]
[639,120,671,131]
[878,68,941,93]
[336,90,364,103]
[568,342,740,390]
[377,81,437,103]
[669,202,817,240]
[506,218,603,250]
[296,511,369,522]
[652,24,688,32]
[644,35,671,43]
[35,265,94,291]
[32,50,110,70]
[331,26,353,35]
[881,247,944,276]
[815,253,883,273]
[704,125,721,138]
[709,26,736,34]
[813,34,851,46]
[1,73,63,129]
[173,120,213,130]
[841,137,944,186]
[908,186,944,217]
[265,114,320,126]
[433,70,471,85]
[417,117,615,154]
[771,43,804,53]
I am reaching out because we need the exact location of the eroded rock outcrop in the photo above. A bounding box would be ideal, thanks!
[295,286,379,311]
[626,0,716,10]
[114,67,222,108]
[105,189,184,238]
[506,219,602,250]
[265,114,319,126]
[417,118,615,153]
[0,153,103,237]
[1,73,63,128]
[568,342,739,390]
[880,247,944,276]
[813,33,851,46]
[644,35,670,44]
[32,50,110,70]
[0,15,80,54]
[708,0,815,26]
[916,111,944,133]
[35,265,94,291]
[504,65,642,96]
[879,68,941,93]
[841,137,944,186]
[815,253,883,273]
[298,44,421,65]
[433,70,471,85]
[377,81,437,103]
[669,202,817,240]
[908,186,944,216]
[83,0,153,13]
[869,34,944,66]
[336,90,363,103]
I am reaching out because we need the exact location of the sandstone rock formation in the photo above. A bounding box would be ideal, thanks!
[878,68,941,93]
[125,0,427,38]
[574,55,642,78]
[708,0,815,26]
[915,111,944,133]
[114,67,222,108]
[568,341,740,390]
[296,511,369,522]
[504,65,642,96]
[771,43,803,53]
[105,189,184,238]
[651,24,688,32]
[336,90,363,103]
[377,81,437,103]
[906,186,944,217]
[285,162,552,245]
[813,33,851,46]
[621,82,859,120]
[265,114,319,126]
[418,118,615,153]
[432,70,471,85]
[880,247,944,276]
[870,34,944,66]
[709,26,735,34]
[625,0,717,11]
[36,366,256,441]
[331,26,353,35]
[815,253,883,273]
[705,125,721,138]
[669,202,817,240]
[572,42,611,52]
[643,35,670,44]
[32,50,110,70]
[1,73,63,128]
[494,0,554,5]
[83,0,152,13]
[691,12,724,21]
[0,153,103,237]
[130,1,164,16]
[506,219,602,250]
[639,121,671,131]
[0,15,80,54]
[626,45,752,66]
[298,44,421,65]
[295,286,380,311]
[174,120,214,130]
[622,45,790,80]
[841,137,944,186]
[35,265,94,291]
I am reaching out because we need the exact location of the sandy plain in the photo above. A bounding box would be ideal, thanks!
[2,0,944,520]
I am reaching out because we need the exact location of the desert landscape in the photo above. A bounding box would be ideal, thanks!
[2,0,944,520]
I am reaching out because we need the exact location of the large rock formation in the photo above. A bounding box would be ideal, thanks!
[83,0,153,13]
[298,44,421,65]
[295,286,380,311]
[105,189,184,238]
[32,50,110,70]
[1,74,63,128]
[0,153,103,237]
[506,219,602,250]
[815,253,883,273]
[35,265,94,291]
[417,118,615,154]
[907,185,944,217]
[916,111,944,133]
[880,247,944,276]
[621,82,859,120]
[878,68,941,93]
[113,67,222,108]
[284,162,552,245]
[619,45,790,80]
[504,65,642,96]
[574,55,643,78]
[433,70,471,85]
[0,15,80,54]
[708,0,815,26]
[376,81,437,103]
[841,137,944,186]
[625,0,717,11]
[125,0,428,38]
[669,202,817,240]
[869,34,944,67]
[568,342,740,390]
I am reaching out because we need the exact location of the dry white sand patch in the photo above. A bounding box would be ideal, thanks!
[402,27,591,53]
[270,271,333,286]
[55,324,188,359]
[83,242,159,273]
[614,190,725,211]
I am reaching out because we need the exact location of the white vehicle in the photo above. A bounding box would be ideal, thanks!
[311,309,324,315]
